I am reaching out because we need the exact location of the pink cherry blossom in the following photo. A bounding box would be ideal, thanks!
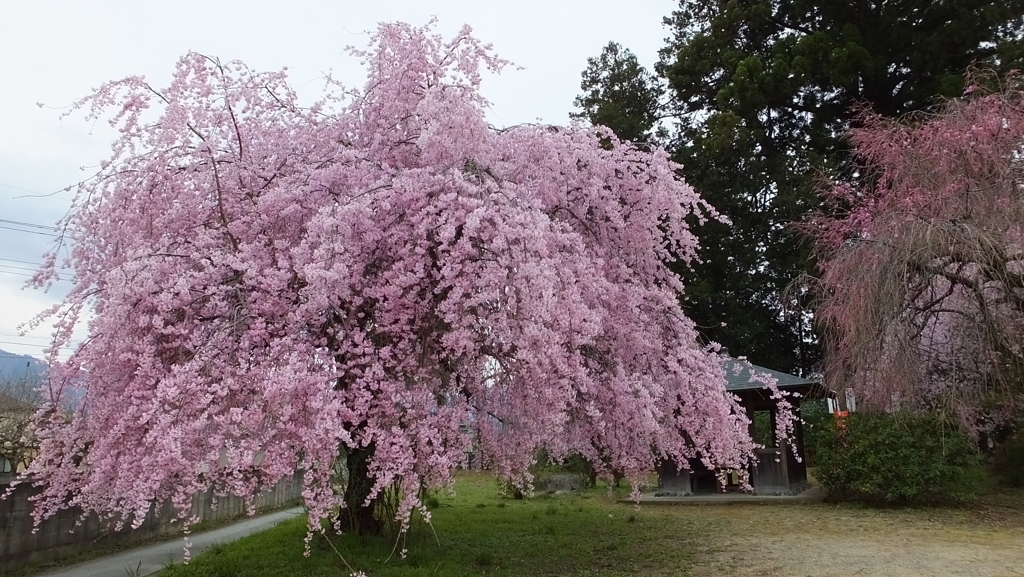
[808,70,1024,429]
[22,22,762,545]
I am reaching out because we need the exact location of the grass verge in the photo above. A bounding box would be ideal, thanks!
[12,501,301,577]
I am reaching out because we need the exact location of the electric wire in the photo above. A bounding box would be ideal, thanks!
[0,219,55,230]
[0,225,57,237]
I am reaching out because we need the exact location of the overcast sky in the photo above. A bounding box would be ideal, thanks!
[0,0,678,360]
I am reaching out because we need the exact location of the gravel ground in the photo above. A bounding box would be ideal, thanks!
[679,493,1024,577]
[710,531,1024,576]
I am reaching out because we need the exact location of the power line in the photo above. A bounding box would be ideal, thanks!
[0,219,81,237]
[0,225,58,237]
[0,263,36,273]
[0,219,55,231]
[0,340,47,348]
[0,270,71,282]
[0,340,75,349]
[0,181,49,195]
[0,335,81,347]
[0,257,72,273]
[0,257,43,267]
[0,332,53,341]
[0,270,36,278]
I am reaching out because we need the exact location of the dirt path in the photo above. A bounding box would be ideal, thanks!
[650,492,1024,577]
[711,530,1024,576]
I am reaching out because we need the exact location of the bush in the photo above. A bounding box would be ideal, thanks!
[994,433,1024,487]
[562,453,599,487]
[816,411,981,505]
[799,398,832,467]
[533,449,602,489]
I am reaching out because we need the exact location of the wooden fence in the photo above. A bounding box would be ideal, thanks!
[0,472,304,572]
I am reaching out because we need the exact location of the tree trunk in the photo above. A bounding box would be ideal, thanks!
[337,443,382,536]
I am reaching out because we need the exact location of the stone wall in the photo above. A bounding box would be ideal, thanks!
[0,472,304,572]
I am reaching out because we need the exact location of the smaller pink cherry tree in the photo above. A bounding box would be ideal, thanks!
[23,22,767,543]
[808,70,1024,427]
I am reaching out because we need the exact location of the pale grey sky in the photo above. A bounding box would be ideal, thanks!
[0,0,678,359]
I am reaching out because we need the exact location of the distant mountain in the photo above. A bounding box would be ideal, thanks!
[0,349,48,402]
[0,349,46,379]
[0,349,89,409]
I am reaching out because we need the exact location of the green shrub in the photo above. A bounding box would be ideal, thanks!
[562,453,599,487]
[799,398,832,467]
[994,433,1024,487]
[422,493,441,510]
[816,411,981,505]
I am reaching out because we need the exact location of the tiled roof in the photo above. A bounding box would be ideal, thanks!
[721,357,819,391]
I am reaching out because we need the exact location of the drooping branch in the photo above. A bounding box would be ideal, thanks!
[807,70,1024,425]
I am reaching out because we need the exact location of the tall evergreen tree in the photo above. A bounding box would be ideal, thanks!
[660,0,1024,374]
[574,0,1024,373]
[572,42,665,146]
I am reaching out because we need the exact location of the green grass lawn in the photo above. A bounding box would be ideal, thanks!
[156,472,699,577]
[154,471,1024,577]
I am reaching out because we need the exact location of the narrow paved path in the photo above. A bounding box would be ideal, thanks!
[34,507,304,577]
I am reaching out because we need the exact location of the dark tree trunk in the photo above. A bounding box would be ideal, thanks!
[337,443,382,536]
[612,469,624,488]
